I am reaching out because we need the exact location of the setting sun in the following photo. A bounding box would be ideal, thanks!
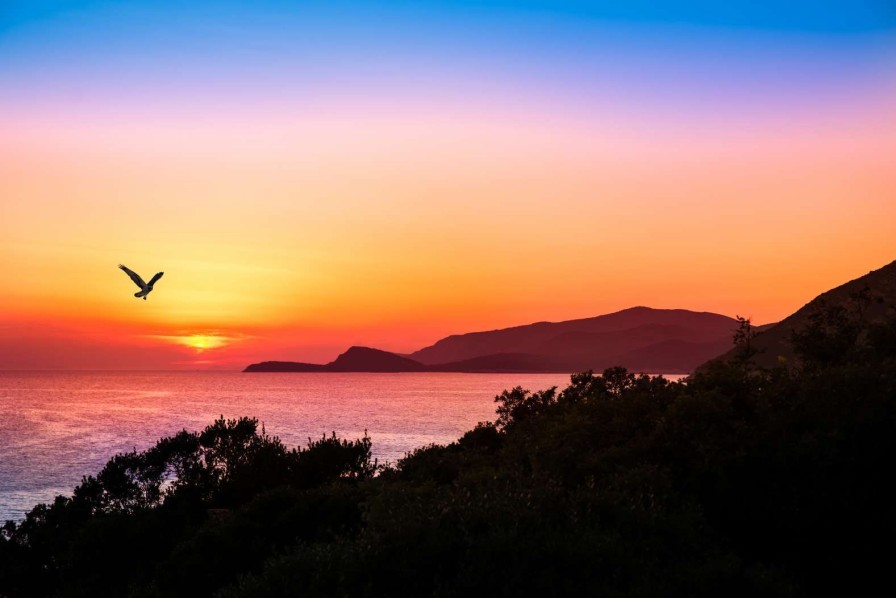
[160,334,231,352]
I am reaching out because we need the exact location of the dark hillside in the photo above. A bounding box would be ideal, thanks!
[711,259,896,368]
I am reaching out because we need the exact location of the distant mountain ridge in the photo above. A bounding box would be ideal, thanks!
[245,307,745,374]
[409,307,738,365]
[244,347,426,373]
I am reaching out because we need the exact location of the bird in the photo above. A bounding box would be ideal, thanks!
[118,264,164,300]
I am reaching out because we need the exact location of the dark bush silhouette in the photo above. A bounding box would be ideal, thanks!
[2,309,895,596]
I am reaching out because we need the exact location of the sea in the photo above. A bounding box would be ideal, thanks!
[0,371,569,522]
[0,371,683,522]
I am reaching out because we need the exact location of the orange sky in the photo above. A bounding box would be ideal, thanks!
[3,99,894,369]
[2,3,895,369]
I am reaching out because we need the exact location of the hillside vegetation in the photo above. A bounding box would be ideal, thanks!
[2,295,895,597]
[715,259,896,368]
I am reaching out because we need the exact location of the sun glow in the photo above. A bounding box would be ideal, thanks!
[184,335,227,351]
[163,334,230,352]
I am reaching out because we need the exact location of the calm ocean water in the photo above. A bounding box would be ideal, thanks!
[0,371,577,522]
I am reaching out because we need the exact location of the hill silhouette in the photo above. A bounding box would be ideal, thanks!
[245,346,426,373]
[410,307,739,364]
[710,259,896,369]
[246,307,746,373]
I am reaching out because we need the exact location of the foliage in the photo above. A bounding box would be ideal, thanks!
[733,315,759,363]
[2,308,895,596]
[789,285,881,367]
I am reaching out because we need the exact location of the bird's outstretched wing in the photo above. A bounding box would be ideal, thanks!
[148,271,164,286]
[118,264,146,288]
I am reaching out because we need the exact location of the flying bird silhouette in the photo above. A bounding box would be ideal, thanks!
[118,264,164,300]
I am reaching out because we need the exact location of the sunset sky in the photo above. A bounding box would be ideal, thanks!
[2,1,895,369]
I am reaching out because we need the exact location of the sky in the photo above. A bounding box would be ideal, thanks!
[1,0,895,369]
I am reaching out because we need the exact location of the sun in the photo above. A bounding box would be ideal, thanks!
[177,335,228,351]
[148,332,240,353]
